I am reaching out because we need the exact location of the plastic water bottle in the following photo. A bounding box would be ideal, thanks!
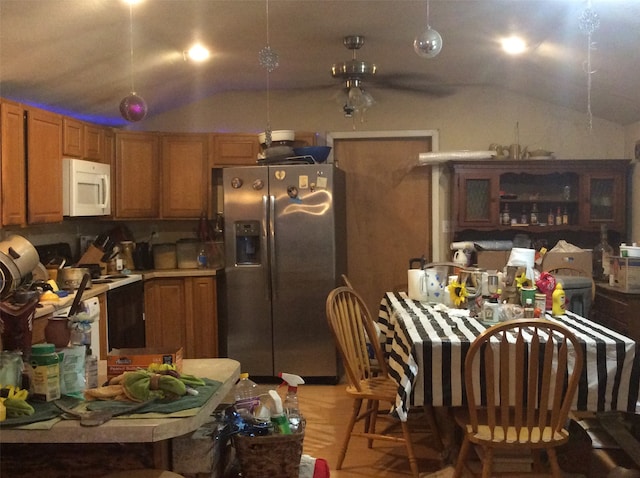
[233,373,260,419]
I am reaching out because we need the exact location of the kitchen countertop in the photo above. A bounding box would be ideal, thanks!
[33,268,220,319]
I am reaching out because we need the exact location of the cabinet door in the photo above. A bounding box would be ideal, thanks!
[212,133,259,166]
[62,117,83,157]
[84,124,105,162]
[27,107,63,224]
[144,278,186,350]
[115,131,159,218]
[161,134,208,218]
[185,276,218,358]
[1,101,27,225]
[454,169,499,228]
[582,172,625,230]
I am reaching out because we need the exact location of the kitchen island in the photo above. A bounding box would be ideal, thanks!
[0,358,239,476]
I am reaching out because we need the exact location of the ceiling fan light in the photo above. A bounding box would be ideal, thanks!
[414,27,443,58]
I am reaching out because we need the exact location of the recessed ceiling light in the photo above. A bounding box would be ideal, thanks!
[186,43,210,62]
[501,36,527,55]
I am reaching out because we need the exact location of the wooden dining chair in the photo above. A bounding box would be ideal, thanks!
[326,286,420,478]
[452,319,585,478]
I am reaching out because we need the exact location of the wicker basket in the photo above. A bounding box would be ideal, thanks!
[232,429,304,478]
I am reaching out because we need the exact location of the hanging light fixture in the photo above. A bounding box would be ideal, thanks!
[578,0,600,132]
[119,2,147,122]
[331,35,377,121]
[413,0,443,59]
[258,0,279,146]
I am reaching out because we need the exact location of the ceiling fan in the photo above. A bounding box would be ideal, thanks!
[329,35,456,117]
[331,35,377,117]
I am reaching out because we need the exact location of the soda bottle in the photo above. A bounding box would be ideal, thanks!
[233,373,260,419]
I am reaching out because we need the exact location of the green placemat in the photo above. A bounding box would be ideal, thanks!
[86,378,222,415]
[0,396,81,428]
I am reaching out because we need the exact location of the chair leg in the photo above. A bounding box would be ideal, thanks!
[453,435,470,478]
[481,446,494,478]
[367,400,380,449]
[400,419,420,478]
[336,398,363,470]
[547,448,563,478]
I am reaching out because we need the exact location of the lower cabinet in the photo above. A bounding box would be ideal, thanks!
[144,275,218,358]
[590,284,640,343]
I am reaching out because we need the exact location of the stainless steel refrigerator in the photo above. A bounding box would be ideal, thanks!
[221,164,346,380]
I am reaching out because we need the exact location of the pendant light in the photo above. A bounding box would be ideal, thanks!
[119,2,147,122]
[413,0,443,59]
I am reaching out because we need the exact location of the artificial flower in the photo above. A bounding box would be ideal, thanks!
[449,280,468,307]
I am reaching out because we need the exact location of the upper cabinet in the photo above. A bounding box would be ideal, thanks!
[161,133,208,218]
[115,131,160,219]
[211,133,260,167]
[62,117,105,162]
[451,160,629,235]
[1,101,27,225]
[210,131,319,167]
[114,131,208,220]
[26,106,63,224]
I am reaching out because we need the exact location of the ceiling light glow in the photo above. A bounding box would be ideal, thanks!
[187,44,210,62]
[501,36,527,55]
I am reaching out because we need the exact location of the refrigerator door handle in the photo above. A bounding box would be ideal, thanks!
[268,194,277,299]
[262,195,271,300]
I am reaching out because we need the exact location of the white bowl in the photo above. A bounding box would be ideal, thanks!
[258,130,295,145]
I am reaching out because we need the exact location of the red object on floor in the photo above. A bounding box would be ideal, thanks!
[313,457,330,477]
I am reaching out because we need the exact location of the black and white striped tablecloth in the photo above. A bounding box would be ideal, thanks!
[378,291,640,422]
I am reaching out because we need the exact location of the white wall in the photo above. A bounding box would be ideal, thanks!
[624,122,640,242]
[134,85,635,241]
[136,85,625,158]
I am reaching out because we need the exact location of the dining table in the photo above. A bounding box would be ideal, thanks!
[378,291,640,422]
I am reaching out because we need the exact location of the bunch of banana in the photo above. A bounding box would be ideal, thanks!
[0,384,35,420]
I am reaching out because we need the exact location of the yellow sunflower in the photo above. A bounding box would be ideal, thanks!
[449,280,468,307]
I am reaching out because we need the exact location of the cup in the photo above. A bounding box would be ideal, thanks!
[509,144,521,160]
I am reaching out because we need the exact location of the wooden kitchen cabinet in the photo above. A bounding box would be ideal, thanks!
[115,131,160,218]
[451,160,629,234]
[590,284,640,343]
[211,133,260,166]
[144,275,218,358]
[1,100,27,225]
[26,106,63,224]
[161,133,208,218]
[63,118,105,162]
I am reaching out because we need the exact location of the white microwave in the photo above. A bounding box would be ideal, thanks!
[62,158,111,216]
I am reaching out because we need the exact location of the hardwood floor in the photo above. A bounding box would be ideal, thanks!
[297,384,449,478]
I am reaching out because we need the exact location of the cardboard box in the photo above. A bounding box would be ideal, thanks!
[610,256,640,292]
[476,251,511,271]
[542,250,593,277]
[107,347,183,378]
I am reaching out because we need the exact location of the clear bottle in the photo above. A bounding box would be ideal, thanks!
[524,298,534,318]
[233,372,260,419]
[283,385,302,433]
[593,224,614,282]
[85,349,98,389]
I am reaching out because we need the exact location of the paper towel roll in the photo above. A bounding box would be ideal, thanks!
[408,269,429,302]
[507,247,536,280]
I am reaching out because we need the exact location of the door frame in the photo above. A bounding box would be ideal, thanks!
[326,130,447,261]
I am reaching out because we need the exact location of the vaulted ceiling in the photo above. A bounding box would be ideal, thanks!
[1,0,639,127]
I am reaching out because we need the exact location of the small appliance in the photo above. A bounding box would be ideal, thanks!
[62,158,111,216]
